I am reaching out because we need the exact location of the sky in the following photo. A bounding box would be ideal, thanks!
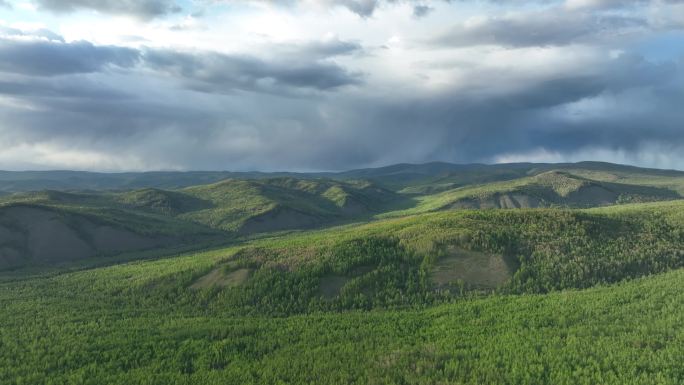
[0,0,683,172]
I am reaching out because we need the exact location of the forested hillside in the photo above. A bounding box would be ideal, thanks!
[3,163,684,384]
[3,201,684,384]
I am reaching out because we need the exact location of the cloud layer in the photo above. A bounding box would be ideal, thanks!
[35,0,181,18]
[0,0,683,171]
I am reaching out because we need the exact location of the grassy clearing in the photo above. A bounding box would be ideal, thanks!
[318,275,349,298]
[190,266,253,290]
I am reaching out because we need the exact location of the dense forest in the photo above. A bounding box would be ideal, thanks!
[3,163,684,384]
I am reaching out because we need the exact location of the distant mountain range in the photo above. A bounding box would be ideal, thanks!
[1,161,683,193]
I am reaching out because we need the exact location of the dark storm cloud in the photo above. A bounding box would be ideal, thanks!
[445,59,681,160]
[271,0,678,18]
[0,33,367,167]
[309,56,684,168]
[0,77,132,100]
[0,26,64,41]
[1,2,683,170]
[277,39,363,59]
[0,38,140,76]
[2,42,682,170]
[2,88,211,143]
[566,0,684,10]
[311,52,682,167]
[432,9,647,47]
[413,5,433,17]
[33,0,181,19]
[331,0,379,16]
[224,0,377,17]
[248,0,452,17]
[143,49,362,94]
[26,0,683,20]
[0,33,360,93]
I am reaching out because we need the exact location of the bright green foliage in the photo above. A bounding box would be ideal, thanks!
[4,249,684,384]
[2,163,684,384]
[180,178,400,231]
[164,202,684,315]
[383,171,680,217]
[115,188,212,215]
[0,178,401,235]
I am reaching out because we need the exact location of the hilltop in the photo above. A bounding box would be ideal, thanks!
[2,162,683,270]
[0,177,403,269]
[386,170,681,215]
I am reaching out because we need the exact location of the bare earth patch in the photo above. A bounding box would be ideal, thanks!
[431,247,514,289]
[319,275,350,299]
[318,266,373,299]
[190,267,253,290]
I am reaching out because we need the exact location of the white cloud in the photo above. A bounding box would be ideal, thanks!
[0,142,152,171]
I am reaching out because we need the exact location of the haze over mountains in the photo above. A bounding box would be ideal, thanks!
[2,161,683,193]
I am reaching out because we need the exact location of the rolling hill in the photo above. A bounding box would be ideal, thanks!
[171,199,684,313]
[0,202,221,271]
[0,170,308,193]
[390,171,681,215]
[1,161,684,383]
[3,161,684,194]
[337,161,684,192]
[178,178,402,233]
[0,177,405,269]
[1,162,683,271]
[3,200,684,383]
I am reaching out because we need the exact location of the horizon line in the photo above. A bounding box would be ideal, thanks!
[0,160,683,174]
